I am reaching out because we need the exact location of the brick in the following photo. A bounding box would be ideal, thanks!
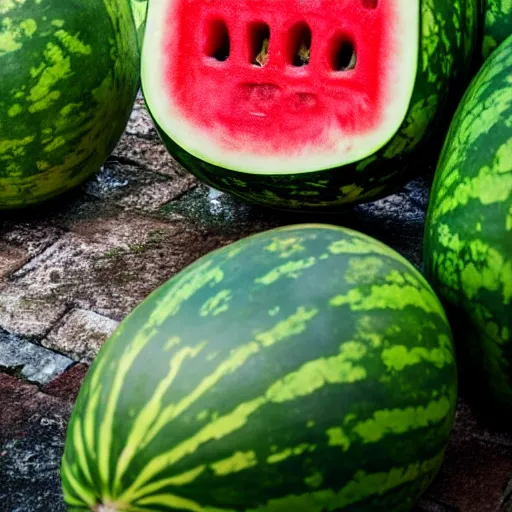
[43,308,118,363]
[42,363,89,402]
[424,400,512,512]
[0,331,73,384]
[0,373,70,443]
[84,161,193,212]
[0,286,68,338]
[0,221,63,259]
[415,498,458,511]
[0,242,27,278]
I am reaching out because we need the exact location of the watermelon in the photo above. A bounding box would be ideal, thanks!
[141,0,478,211]
[481,0,512,59]
[0,0,140,209]
[62,224,457,511]
[424,35,512,415]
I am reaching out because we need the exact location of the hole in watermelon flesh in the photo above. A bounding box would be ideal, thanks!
[330,36,356,71]
[249,22,271,66]
[362,0,379,8]
[204,19,230,61]
[289,22,312,66]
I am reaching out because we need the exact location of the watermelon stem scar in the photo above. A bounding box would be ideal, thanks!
[94,503,128,511]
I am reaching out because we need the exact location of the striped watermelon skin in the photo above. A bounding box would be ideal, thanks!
[0,0,139,208]
[424,35,512,413]
[481,0,512,59]
[62,224,457,511]
[147,0,478,212]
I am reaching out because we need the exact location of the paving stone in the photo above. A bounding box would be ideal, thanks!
[84,161,194,212]
[113,131,199,180]
[111,98,197,183]
[123,93,156,138]
[0,331,73,385]
[414,498,458,511]
[0,221,64,259]
[43,309,118,363]
[161,183,282,237]
[0,242,27,278]
[424,398,512,511]
[42,363,89,402]
[0,222,64,280]
[0,282,69,338]
[0,374,70,511]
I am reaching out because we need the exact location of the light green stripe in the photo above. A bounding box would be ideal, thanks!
[381,334,454,371]
[255,257,316,285]
[136,492,234,512]
[120,397,265,501]
[129,465,207,499]
[264,237,306,258]
[433,139,512,221]
[71,416,94,487]
[211,450,258,475]
[434,223,512,304]
[267,443,315,464]
[265,342,367,403]
[255,307,318,347]
[60,462,97,508]
[352,396,452,443]
[328,237,399,261]
[326,426,351,451]
[247,452,445,512]
[113,343,207,493]
[330,281,441,315]
[200,289,232,317]
[84,386,101,465]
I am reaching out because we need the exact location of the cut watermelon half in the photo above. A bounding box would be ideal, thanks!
[142,0,419,175]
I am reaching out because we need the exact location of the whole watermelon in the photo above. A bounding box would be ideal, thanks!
[62,224,457,511]
[141,0,478,211]
[424,35,512,416]
[0,0,140,208]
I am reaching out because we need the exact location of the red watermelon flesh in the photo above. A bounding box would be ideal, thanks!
[143,0,419,174]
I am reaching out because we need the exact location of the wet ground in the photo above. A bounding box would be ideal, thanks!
[0,96,511,511]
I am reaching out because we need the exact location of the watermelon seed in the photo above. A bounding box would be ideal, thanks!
[362,0,378,8]
[330,38,356,71]
[289,22,312,67]
[249,22,271,66]
[204,19,230,61]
